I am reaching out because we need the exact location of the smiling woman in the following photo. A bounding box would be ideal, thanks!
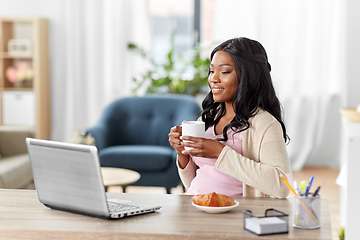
[168,37,292,198]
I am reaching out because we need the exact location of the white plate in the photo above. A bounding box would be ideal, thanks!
[192,200,239,214]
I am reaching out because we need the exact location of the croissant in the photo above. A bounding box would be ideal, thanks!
[192,192,234,207]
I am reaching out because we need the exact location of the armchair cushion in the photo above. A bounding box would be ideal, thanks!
[0,126,34,189]
[99,145,173,172]
[0,126,34,158]
[0,154,32,188]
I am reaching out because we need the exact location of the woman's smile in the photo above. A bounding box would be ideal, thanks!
[211,86,225,94]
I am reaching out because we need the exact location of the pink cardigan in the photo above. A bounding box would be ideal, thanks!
[177,109,292,198]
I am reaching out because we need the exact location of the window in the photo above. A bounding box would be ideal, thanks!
[149,0,195,65]
[147,0,213,94]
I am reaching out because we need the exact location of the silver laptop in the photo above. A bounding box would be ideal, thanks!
[26,137,161,219]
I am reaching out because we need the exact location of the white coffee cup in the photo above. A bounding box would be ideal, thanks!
[181,121,205,150]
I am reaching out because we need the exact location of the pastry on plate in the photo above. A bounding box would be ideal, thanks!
[192,192,234,207]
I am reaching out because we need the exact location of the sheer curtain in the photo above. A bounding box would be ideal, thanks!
[211,0,345,170]
[52,0,150,142]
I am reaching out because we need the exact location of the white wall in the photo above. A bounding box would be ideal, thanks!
[339,1,360,237]
[343,0,360,108]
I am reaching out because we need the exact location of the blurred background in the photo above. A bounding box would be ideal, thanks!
[1,0,357,171]
[0,1,359,238]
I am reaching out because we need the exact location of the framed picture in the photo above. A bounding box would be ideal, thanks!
[7,39,33,57]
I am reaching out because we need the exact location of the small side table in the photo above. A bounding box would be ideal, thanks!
[101,167,140,192]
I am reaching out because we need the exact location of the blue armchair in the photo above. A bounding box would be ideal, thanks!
[85,94,201,194]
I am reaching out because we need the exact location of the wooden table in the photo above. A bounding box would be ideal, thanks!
[101,167,140,191]
[0,189,332,240]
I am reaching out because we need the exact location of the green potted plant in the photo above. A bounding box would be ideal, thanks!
[128,30,210,96]
[339,227,344,240]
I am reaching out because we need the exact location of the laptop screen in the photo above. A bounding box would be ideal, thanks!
[26,138,110,218]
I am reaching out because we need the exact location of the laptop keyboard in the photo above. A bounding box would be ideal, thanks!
[107,202,140,214]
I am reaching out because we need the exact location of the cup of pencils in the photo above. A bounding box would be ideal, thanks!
[292,195,320,229]
[281,174,323,229]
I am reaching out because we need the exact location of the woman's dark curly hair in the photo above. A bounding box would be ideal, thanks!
[201,37,289,143]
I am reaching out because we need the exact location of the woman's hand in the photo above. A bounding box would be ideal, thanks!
[168,125,190,169]
[181,136,225,159]
[168,125,184,152]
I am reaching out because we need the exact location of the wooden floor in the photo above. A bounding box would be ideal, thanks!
[108,166,341,240]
